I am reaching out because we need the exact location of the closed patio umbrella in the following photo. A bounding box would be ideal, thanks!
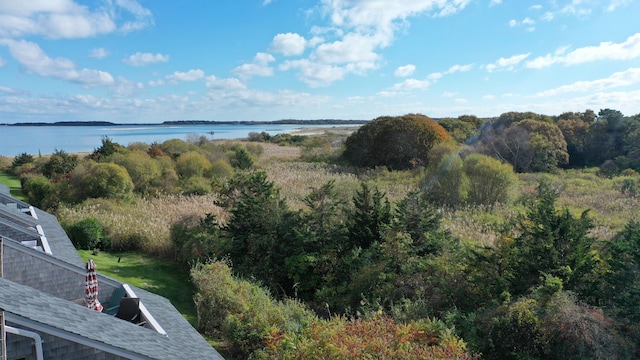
[85,259,103,311]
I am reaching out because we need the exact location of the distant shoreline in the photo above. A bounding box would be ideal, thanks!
[1,119,368,127]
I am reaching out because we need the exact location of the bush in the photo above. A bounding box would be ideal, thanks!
[343,114,450,170]
[11,152,35,169]
[73,162,134,200]
[175,151,213,178]
[191,261,316,358]
[68,218,107,250]
[256,316,474,360]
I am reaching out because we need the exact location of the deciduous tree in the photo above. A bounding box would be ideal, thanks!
[343,114,450,170]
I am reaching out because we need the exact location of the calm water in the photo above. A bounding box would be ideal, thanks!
[0,124,332,156]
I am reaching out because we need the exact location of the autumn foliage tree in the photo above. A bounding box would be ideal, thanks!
[343,114,450,170]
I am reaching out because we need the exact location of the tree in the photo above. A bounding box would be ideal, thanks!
[621,114,640,171]
[222,171,297,290]
[602,221,640,325]
[343,114,450,170]
[109,151,162,193]
[11,152,34,169]
[89,136,123,161]
[347,182,391,250]
[505,181,597,296]
[480,124,533,173]
[42,149,78,178]
[514,119,568,172]
[175,151,212,178]
[423,153,467,208]
[231,145,254,170]
[73,162,134,200]
[463,153,516,206]
[556,118,589,167]
[438,116,478,143]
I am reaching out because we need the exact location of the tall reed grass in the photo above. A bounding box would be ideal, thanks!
[57,194,224,257]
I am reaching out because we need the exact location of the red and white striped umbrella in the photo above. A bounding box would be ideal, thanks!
[85,259,103,312]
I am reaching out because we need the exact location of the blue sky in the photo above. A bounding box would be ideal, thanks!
[0,0,639,123]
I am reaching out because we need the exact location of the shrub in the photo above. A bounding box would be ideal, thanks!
[175,151,212,178]
[191,261,316,358]
[11,152,35,169]
[343,114,450,170]
[21,175,55,210]
[73,162,134,200]
[463,153,516,206]
[68,218,106,250]
[42,149,78,178]
[210,158,234,179]
[256,315,474,360]
[230,145,254,170]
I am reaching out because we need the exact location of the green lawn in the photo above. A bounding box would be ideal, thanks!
[77,250,198,326]
[77,250,231,356]
[0,171,26,200]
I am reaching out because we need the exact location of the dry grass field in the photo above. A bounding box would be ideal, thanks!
[55,128,639,258]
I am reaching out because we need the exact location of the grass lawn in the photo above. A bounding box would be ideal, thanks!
[76,250,198,326]
[0,171,26,201]
[77,250,232,356]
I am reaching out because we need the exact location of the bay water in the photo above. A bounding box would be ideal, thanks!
[0,123,333,156]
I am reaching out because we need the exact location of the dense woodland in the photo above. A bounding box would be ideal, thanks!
[2,109,640,359]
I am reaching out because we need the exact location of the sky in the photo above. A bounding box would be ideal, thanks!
[0,0,639,124]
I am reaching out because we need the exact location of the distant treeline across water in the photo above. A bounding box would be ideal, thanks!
[0,120,366,156]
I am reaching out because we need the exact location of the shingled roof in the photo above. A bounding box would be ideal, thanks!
[0,184,223,359]
[1,279,222,359]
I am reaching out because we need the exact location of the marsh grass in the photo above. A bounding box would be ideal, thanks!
[440,169,639,244]
[59,194,224,257]
[261,160,420,210]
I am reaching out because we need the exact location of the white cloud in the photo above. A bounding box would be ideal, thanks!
[607,0,632,11]
[0,0,152,39]
[489,0,503,7]
[123,52,169,66]
[428,72,443,80]
[535,68,640,97]
[325,0,471,29]
[527,33,640,68]
[425,63,472,83]
[391,78,430,90]
[394,64,416,77]
[232,52,276,79]
[167,69,205,82]
[205,75,246,90]
[89,48,109,59]
[485,53,530,72]
[0,39,114,87]
[280,59,349,87]
[276,0,471,87]
[115,0,154,32]
[111,76,144,98]
[147,79,165,87]
[559,0,593,16]
[0,85,19,94]
[445,63,473,74]
[509,17,535,31]
[529,5,543,10]
[269,33,307,56]
[483,94,496,100]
